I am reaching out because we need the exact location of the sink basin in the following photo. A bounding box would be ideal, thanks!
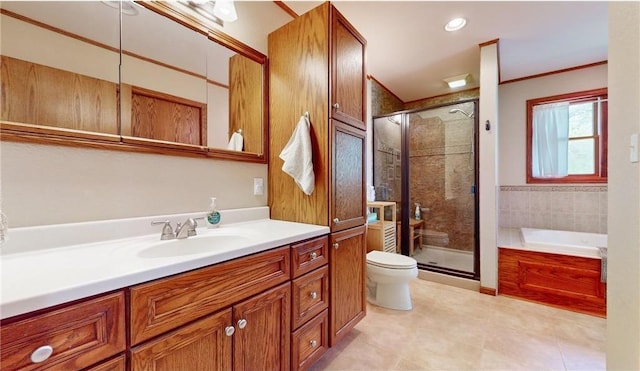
[137,233,254,258]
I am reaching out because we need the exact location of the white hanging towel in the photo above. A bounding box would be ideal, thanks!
[279,115,315,195]
[227,131,243,151]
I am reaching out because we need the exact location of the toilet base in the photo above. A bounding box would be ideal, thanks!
[366,280,413,311]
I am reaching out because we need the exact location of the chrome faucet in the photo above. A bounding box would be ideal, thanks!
[175,218,202,239]
[151,217,204,240]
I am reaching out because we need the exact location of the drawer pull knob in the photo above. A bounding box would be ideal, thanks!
[333,243,339,250]
[30,345,53,363]
[333,218,340,224]
[237,319,247,329]
[310,340,318,348]
[332,103,340,109]
[225,326,235,337]
[309,252,318,260]
[310,291,318,299]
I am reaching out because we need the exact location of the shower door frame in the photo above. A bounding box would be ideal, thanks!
[399,99,480,280]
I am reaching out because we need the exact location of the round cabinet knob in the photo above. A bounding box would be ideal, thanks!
[333,218,340,224]
[309,252,317,260]
[310,291,318,299]
[333,243,339,250]
[225,326,235,337]
[237,319,247,329]
[310,340,318,348]
[30,345,54,363]
[332,103,340,109]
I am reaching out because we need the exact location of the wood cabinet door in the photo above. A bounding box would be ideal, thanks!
[330,6,366,130]
[233,282,291,371]
[331,120,366,232]
[329,225,366,346]
[130,309,232,371]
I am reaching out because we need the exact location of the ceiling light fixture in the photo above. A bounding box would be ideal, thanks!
[443,73,470,89]
[444,17,467,32]
[213,0,238,23]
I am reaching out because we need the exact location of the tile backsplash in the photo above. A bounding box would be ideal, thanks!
[499,185,607,234]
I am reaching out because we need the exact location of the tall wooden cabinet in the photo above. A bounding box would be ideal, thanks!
[268,2,367,347]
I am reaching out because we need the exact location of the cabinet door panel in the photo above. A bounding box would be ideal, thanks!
[329,226,366,346]
[331,7,366,130]
[332,120,366,232]
[131,309,232,371]
[233,283,291,371]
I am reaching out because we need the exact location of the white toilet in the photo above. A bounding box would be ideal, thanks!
[366,251,418,310]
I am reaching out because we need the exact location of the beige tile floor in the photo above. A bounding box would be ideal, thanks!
[311,278,606,371]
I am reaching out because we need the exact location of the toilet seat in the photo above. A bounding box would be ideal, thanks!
[367,251,417,269]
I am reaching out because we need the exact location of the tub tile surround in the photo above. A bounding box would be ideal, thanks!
[499,186,607,234]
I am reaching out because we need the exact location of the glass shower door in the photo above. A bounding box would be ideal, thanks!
[407,101,478,276]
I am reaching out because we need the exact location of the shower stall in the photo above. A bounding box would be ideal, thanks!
[372,100,479,279]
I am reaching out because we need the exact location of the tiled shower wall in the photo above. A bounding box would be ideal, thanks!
[499,186,607,234]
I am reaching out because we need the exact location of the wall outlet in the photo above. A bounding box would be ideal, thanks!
[253,178,264,195]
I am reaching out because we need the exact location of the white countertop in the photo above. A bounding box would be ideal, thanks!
[0,210,329,320]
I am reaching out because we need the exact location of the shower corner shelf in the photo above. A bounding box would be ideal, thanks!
[366,201,397,254]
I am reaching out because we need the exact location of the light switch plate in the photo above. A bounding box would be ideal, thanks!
[253,178,264,195]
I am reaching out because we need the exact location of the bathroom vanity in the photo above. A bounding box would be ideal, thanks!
[0,210,331,371]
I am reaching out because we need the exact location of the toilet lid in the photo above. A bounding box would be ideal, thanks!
[367,251,417,269]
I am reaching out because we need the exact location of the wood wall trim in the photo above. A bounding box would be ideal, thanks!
[479,286,497,296]
[403,87,480,105]
[273,1,299,18]
[478,38,499,48]
[501,60,608,85]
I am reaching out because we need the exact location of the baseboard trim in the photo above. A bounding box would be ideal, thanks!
[479,286,497,296]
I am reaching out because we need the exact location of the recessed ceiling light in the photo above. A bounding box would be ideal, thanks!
[445,17,467,32]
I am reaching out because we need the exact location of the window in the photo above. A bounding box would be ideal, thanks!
[526,88,607,183]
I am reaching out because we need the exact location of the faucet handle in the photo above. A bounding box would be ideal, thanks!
[151,220,175,240]
[187,217,205,237]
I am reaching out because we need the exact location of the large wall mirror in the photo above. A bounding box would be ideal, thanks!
[0,1,268,163]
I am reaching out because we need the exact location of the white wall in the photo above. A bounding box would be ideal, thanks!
[607,2,640,369]
[499,64,608,185]
[479,42,500,291]
[0,142,267,227]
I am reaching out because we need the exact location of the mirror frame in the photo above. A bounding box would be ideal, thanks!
[0,2,269,164]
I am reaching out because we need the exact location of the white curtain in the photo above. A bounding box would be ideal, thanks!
[532,102,570,178]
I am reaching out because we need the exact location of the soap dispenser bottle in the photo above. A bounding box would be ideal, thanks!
[414,203,421,220]
[206,197,221,228]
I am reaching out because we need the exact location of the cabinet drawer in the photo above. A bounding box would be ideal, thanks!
[130,246,290,345]
[291,235,328,278]
[291,309,328,371]
[292,266,329,329]
[0,291,125,371]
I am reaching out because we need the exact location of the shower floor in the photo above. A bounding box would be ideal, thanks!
[413,245,474,272]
